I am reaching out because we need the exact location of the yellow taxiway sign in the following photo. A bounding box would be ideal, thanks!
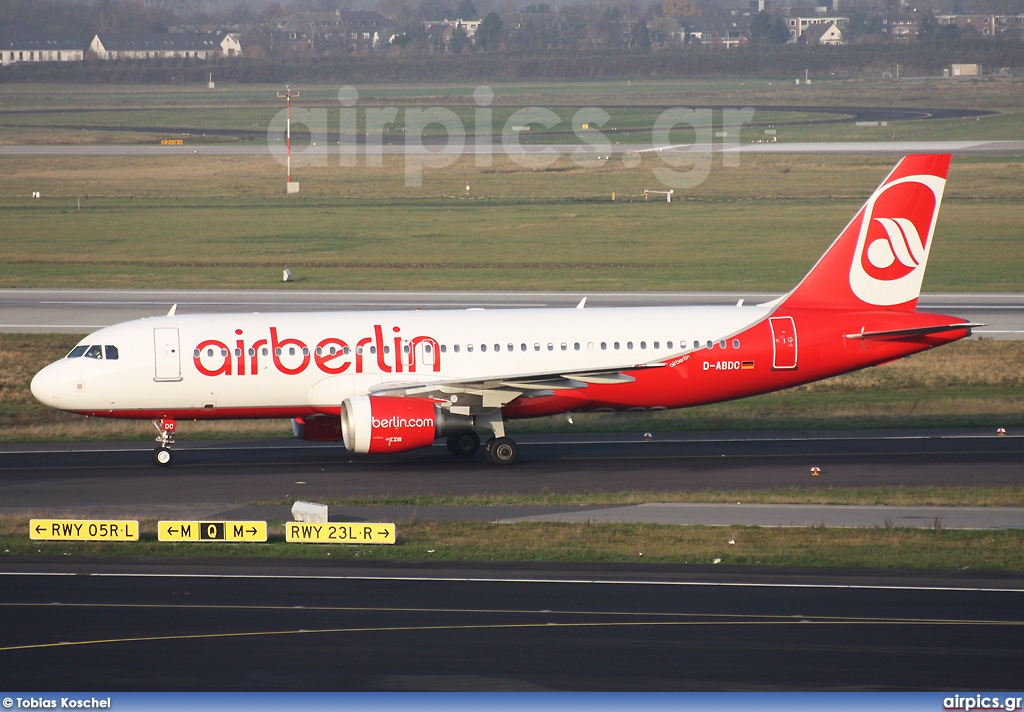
[158,521,267,542]
[30,519,139,541]
[285,522,395,544]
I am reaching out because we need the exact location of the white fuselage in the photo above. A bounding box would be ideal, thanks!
[31,305,769,416]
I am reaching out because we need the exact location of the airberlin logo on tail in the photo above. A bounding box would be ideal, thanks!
[849,174,946,307]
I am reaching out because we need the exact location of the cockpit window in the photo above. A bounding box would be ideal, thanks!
[67,345,89,358]
[104,345,119,360]
[84,345,103,359]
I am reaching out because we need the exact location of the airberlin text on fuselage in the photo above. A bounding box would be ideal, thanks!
[192,325,441,378]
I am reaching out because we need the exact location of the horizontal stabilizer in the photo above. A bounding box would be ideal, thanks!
[845,323,982,340]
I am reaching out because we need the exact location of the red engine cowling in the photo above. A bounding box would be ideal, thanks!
[342,395,469,454]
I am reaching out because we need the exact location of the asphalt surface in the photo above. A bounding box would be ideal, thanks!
[3,140,1024,156]
[1,558,1022,691]
[3,430,1022,691]
[1,289,1021,339]
[1,430,1022,522]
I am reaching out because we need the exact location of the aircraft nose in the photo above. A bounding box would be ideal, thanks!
[30,364,61,407]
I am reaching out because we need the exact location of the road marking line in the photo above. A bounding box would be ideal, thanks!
[2,571,1023,593]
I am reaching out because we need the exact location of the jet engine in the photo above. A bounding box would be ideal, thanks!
[341,395,473,454]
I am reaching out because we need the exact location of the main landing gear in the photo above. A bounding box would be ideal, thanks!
[444,411,520,465]
[485,436,518,465]
[446,431,481,457]
[446,431,517,464]
[152,418,176,466]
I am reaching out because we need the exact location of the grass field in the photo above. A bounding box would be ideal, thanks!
[0,153,1021,291]
[2,82,1020,572]
[2,79,1022,146]
[4,519,1023,570]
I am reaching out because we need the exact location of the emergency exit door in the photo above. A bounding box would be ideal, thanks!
[154,328,181,381]
[769,316,798,370]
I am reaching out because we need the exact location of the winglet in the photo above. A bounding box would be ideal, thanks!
[167,304,177,317]
[576,297,587,310]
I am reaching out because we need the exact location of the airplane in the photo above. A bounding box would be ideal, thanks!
[31,154,979,467]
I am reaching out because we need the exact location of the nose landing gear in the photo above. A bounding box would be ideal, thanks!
[152,418,176,466]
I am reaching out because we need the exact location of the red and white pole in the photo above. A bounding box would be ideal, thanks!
[277,86,300,191]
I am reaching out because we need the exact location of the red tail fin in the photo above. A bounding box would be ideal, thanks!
[780,154,951,312]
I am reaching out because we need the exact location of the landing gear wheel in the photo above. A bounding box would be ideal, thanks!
[447,431,481,457]
[485,436,518,466]
[153,447,173,466]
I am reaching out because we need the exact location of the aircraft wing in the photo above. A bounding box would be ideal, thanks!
[368,365,649,415]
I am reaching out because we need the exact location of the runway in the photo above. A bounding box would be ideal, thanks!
[1,289,1021,339]
[1,430,1021,522]
[2,139,1023,156]
[1,559,1022,690]
[3,431,1022,690]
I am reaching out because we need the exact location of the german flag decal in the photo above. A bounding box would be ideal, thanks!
[741,361,755,370]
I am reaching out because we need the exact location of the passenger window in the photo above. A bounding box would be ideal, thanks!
[668,341,674,349]
[547,343,554,351]
[262,347,269,356]
[733,339,740,348]
[302,347,310,356]
[274,348,282,356]
[587,342,594,351]
[481,344,487,352]
[454,345,460,353]
[640,341,646,350]
[534,343,540,351]
[614,342,620,350]
[104,345,119,360]
[521,344,527,352]
[383,346,389,355]
[84,345,103,359]
[601,342,607,350]
[248,348,256,357]
[574,343,581,351]
[495,344,500,352]
[560,343,567,351]
[234,348,241,358]
[370,346,377,355]
[289,347,296,356]
[507,344,514,352]
[707,340,714,349]
[441,345,447,353]
[467,344,474,352]
[720,340,727,349]
[67,345,89,358]
[653,341,660,349]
